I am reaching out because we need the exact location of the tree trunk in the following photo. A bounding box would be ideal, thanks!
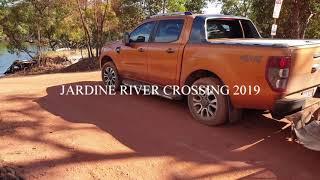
[301,13,314,39]
[76,0,94,59]
[96,0,109,58]
[87,47,90,58]
[162,0,166,13]
[290,0,301,38]
[37,26,42,66]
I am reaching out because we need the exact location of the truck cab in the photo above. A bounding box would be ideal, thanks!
[99,12,320,127]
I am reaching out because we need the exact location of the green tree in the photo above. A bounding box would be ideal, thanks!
[75,0,118,58]
[113,0,145,32]
[216,0,320,39]
[167,0,208,13]
[0,0,73,61]
[0,0,35,58]
[167,0,187,12]
[214,0,252,17]
[114,0,208,33]
[306,17,320,39]
[0,0,209,63]
[53,10,86,49]
[185,0,208,13]
[251,0,320,39]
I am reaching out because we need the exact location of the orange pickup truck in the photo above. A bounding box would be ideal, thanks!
[99,12,320,126]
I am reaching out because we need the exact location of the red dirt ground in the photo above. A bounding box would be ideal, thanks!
[0,71,319,180]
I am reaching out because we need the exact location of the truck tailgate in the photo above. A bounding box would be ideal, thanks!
[287,45,320,95]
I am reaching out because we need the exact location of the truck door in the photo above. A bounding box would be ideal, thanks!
[120,21,156,81]
[147,19,185,85]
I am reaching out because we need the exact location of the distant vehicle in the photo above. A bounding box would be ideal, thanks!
[99,12,320,128]
[5,59,36,74]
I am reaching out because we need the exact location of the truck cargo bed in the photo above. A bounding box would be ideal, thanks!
[208,39,320,48]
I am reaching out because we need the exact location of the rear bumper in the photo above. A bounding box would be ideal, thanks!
[271,87,320,119]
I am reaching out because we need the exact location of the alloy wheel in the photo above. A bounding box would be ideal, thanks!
[192,92,218,119]
[103,67,116,86]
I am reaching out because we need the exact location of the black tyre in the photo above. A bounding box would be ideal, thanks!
[188,77,228,126]
[101,61,121,91]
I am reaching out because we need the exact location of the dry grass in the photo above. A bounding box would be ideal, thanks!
[13,57,69,76]
[60,57,99,73]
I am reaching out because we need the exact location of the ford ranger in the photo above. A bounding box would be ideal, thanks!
[99,12,320,127]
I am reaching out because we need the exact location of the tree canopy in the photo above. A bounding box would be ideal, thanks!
[0,0,319,62]
[0,0,209,60]
[215,0,320,39]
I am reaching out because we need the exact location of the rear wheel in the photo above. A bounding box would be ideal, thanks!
[188,77,228,126]
[101,62,121,90]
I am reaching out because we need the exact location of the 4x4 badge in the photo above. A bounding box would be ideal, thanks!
[240,55,262,63]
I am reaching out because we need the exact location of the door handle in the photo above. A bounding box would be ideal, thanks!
[311,64,320,73]
[115,47,121,54]
[166,48,175,54]
[138,48,145,52]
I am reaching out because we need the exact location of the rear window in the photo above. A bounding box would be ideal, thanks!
[206,19,260,39]
[206,19,243,39]
[240,20,260,38]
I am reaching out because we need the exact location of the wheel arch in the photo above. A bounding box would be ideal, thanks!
[183,69,242,123]
[184,69,223,86]
[100,55,114,69]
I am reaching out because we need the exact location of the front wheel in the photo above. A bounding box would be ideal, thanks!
[188,77,228,126]
[101,62,121,91]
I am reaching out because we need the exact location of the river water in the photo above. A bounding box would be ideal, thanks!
[0,42,34,77]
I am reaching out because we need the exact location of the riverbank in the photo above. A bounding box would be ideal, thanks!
[1,49,99,78]
[4,57,99,78]
[0,42,34,76]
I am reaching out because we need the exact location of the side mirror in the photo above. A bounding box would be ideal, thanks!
[123,32,130,46]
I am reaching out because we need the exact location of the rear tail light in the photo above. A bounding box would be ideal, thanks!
[266,56,291,92]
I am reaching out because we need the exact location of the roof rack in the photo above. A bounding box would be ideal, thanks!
[150,11,192,18]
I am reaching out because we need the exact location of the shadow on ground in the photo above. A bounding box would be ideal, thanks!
[2,81,320,179]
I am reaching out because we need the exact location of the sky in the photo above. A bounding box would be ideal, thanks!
[203,2,222,14]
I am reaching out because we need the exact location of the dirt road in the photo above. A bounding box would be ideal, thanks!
[0,71,319,180]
